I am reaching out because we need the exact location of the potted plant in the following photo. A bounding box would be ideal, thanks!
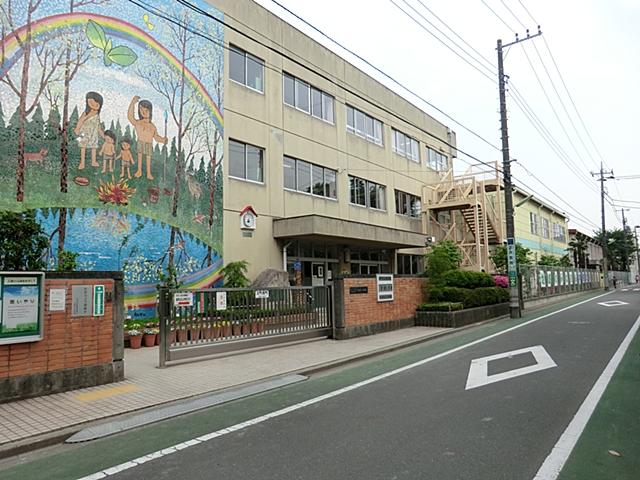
[222,320,232,337]
[128,329,143,349]
[232,320,242,336]
[143,327,157,347]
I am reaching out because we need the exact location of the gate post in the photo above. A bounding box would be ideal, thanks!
[158,287,170,368]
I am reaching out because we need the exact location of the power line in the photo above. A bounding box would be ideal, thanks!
[500,0,527,30]
[264,0,503,153]
[480,0,516,32]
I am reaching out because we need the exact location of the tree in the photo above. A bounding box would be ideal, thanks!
[221,261,250,288]
[0,102,6,141]
[538,254,560,266]
[0,210,48,270]
[45,105,61,141]
[567,236,588,268]
[595,228,637,271]
[27,103,45,143]
[425,240,462,280]
[491,243,533,273]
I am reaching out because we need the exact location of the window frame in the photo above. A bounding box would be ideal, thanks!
[346,105,383,146]
[349,175,387,211]
[394,189,421,218]
[530,212,539,235]
[426,146,449,172]
[228,139,265,184]
[283,156,338,200]
[229,45,264,94]
[392,129,420,163]
[282,72,335,124]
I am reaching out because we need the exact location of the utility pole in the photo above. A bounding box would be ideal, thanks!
[591,163,614,290]
[619,208,629,272]
[497,27,542,319]
[634,226,640,282]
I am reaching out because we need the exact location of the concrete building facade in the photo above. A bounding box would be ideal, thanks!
[219,0,456,284]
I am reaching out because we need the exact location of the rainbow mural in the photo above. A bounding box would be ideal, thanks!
[0,0,226,318]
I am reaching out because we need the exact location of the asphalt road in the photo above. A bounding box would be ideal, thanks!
[102,290,640,480]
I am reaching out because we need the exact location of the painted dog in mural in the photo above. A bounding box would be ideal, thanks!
[24,148,49,165]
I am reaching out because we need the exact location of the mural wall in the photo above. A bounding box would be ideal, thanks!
[0,0,224,318]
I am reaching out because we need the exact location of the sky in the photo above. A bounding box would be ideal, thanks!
[255,0,640,237]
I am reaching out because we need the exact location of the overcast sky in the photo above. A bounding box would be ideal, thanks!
[255,0,639,237]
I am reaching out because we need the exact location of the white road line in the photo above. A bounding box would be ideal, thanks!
[533,313,640,480]
[77,291,613,480]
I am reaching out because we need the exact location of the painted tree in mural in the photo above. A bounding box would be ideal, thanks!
[136,6,217,269]
[56,0,108,256]
[0,0,65,202]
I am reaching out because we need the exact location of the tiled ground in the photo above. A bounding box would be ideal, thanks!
[0,327,447,446]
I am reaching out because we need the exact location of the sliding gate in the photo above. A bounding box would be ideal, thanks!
[158,286,332,367]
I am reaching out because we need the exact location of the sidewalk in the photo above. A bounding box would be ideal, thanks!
[0,326,448,452]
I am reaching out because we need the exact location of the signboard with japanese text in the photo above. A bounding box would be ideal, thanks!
[0,272,45,345]
[173,292,194,308]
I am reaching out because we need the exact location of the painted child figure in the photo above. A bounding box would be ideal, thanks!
[75,91,104,170]
[100,130,116,173]
[127,96,167,180]
[117,137,134,180]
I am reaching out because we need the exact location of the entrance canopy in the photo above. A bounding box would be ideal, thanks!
[273,215,428,249]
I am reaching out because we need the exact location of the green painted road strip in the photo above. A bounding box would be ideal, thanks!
[556,312,640,480]
[0,291,612,480]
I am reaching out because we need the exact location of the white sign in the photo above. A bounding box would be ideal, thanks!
[597,300,629,307]
[49,288,66,311]
[376,274,394,302]
[255,290,269,299]
[173,292,194,307]
[465,345,557,390]
[2,281,39,330]
[216,292,227,310]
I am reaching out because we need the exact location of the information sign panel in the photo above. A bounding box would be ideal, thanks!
[0,272,45,344]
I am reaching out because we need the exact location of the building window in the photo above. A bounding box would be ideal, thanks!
[229,45,264,92]
[541,218,550,239]
[397,254,424,275]
[426,147,449,171]
[395,190,421,218]
[553,223,566,242]
[283,156,337,199]
[346,105,383,145]
[229,139,264,183]
[392,129,420,162]
[349,175,386,210]
[283,73,334,123]
[530,212,539,235]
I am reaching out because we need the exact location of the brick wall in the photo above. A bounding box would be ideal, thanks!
[0,273,124,402]
[334,276,426,339]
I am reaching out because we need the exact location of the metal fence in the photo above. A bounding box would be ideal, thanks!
[519,266,632,301]
[158,286,332,367]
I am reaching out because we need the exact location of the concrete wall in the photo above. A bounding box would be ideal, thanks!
[0,272,124,402]
[213,0,455,278]
[333,275,426,339]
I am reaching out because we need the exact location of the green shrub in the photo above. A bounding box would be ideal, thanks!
[57,250,79,272]
[417,302,464,312]
[441,270,494,289]
[464,287,510,308]
[428,286,508,308]
[428,286,469,304]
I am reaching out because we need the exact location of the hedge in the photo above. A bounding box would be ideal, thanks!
[417,302,464,312]
[440,270,495,289]
[428,286,509,309]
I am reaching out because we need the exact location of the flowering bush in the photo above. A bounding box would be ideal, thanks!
[143,328,158,335]
[127,329,142,336]
[493,275,509,288]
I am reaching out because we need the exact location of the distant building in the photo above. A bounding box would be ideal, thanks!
[567,229,603,269]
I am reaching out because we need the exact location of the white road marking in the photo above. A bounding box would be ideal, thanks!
[634,288,640,292]
[465,345,556,390]
[76,291,613,480]
[597,300,629,307]
[533,313,640,480]
[622,289,629,292]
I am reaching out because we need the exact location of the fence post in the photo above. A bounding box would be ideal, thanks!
[158,287,169,368]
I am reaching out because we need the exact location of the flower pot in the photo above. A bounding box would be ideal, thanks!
[241,323,251,335]
[223,325,232,337]
[232,324,242,336]
[250,321,259,334]
[155,333,161,345]
[202,326,212,340]
[169,330,176,345]
[257,322,265,333]
[177,329,188,343]
[212,325,221,338]
[189,328,201,342]
[143,334,156,347]
[129,335,142,349]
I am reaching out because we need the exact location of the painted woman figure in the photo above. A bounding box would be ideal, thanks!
[75,91,104,170]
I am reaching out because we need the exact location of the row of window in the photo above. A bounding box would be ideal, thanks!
[529,212,566,241]
[229,45,449,171]
[230,140,423,217]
